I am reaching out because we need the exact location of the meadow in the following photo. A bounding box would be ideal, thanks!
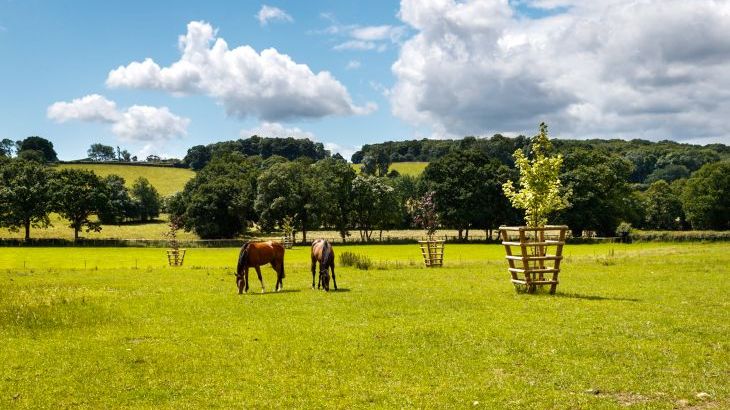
[55,163,195,196]
[1,242,727,408]
[352,161,428,176]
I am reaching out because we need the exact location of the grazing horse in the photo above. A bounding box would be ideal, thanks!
[311,239,337,291]
[236,241,285,294]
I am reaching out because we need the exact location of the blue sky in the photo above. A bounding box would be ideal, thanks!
[2,0,729,160]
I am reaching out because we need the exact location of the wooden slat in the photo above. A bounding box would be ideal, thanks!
[505,255,562,261]
[501,241,564,246]
[511,279,559,285]
[509,268,560,274]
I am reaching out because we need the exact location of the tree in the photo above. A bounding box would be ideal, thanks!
[558,149,633,236]
[52,169,107,240]
[0,138,15,157]
[17,136,58,162]
[131,177,161,221]
[87,143,116,161]
[350,175,400,241]
[0,159,54,239]
[120,150,131,162]
[16,149,45,163]
[681,161,730,230]
[424,149,514,239]
[171,153,259,238]
[98,174,135,224]
[146,155,161,162]
[313,157,356,241]
[255,160,320,243]
[645,164,690,184]
[643,180,684,230]
[183,145,212,170]
[502,123,569,228]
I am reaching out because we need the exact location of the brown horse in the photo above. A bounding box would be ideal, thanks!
[311,239,337,291]
[236,241,285,294]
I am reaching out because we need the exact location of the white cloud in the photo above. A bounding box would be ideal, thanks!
[392,0,730,142]
[346,60,361,70]
[334,40,385,52]
[256,5,293,26]
[241,121,315,140]
[107,21,373,121]
[351,25,405,42]
[319,15,406,53]
[47,94,120,123]
[48,95,189,142]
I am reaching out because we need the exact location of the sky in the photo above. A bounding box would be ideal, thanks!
[1,0,729,161]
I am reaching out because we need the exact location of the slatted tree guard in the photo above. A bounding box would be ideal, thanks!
[418,239,445,267]
[164,217,186,267]
[500,123,571,293]
[499,225,568,293]
[281,215,295,249]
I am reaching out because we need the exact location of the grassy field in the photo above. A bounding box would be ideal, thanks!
[1,242,727,408]
[55,164,195,196]
[352,161,429,176]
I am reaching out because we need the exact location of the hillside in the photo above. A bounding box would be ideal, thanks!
[351,161,428,176]
[56,163,194,196]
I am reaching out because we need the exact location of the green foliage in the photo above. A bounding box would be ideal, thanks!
[502,123,569,227]
[0,159,55,239]
[558,148,634,236]
[173,153,259,239]
[131,177,161,221]
[184,135,330,170]
[643,180,684,229]
[0,138,15,157]
[255,160,320,242]
[338,250,373,270]
[425,149,515,237]
[407,191,439,239]
[313,157,357,241]
[52,168,107,240]
[681,160,730,230]
[98,174,135,224]
[350,175,400,241]
[87,143,116,161]
[17,136,58,162]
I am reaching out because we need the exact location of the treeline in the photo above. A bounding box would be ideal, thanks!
[166,145,729,240]
[352,136,729,185]
[182,135,332,170]
[0,158,161,240]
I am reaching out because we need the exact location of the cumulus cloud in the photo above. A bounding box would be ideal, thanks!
[48,95,189,142]
[47,94,120,123]
[391,0,730,142]
[107,21,375,121]
[256,5,293,26]
[241,121,315,140]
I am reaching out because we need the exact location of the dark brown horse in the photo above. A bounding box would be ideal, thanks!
[236,241,285,294]
[311,239,337,291]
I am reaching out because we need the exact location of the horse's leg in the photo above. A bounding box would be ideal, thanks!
[255,266,265,293]
[330,261,337,291]
[311,256,317,289]
[271,261,282,292]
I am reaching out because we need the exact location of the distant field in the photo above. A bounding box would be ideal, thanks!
[1,242,728,408]
[352,161,429,176]
[55,163,194,196]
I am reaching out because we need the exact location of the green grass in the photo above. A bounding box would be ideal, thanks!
[56,163,195,196]
[1,242,728,408]
[352,161,429,176]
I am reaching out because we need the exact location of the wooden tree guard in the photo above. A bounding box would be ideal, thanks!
[281,235,294,249]
[418,239,444,267]
[499,225,568,294]
[166,249,186,266]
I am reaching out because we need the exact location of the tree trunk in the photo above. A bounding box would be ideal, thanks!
[465,228,469,241]
[74,227,79,241]
[458,229,463,240]
[24,220,30,241]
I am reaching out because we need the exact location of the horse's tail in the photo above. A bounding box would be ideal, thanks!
[237,242,249,275]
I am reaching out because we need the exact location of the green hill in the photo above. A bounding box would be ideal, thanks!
[351,161,428,176]
[56,163,194,196]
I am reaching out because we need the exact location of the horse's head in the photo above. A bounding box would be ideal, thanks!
[320,266,330,291]
[235,270,245,294]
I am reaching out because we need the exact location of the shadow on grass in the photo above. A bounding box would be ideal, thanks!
[245,289,301,296]
[548,292,640,302]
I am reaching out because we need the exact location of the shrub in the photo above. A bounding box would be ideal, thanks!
[339,251,372,270]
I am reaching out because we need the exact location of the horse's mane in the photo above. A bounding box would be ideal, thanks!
[237,242,250,276]
[321,240,332,268]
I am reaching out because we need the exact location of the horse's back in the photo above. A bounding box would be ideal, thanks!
[311,239,333,263]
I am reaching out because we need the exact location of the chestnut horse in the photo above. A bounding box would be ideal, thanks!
[236,241,285,294]
[311,239,337,291]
